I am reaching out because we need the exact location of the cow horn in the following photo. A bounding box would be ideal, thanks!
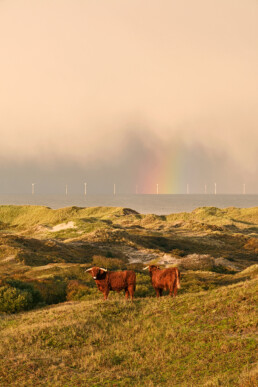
[143,266,149,270]
[99,267,108,272]
[85,268,93,272]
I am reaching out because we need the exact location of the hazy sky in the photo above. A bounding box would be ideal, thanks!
[0,0,257,194]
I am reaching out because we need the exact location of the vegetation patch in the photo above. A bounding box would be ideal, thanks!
[0,278,257,386]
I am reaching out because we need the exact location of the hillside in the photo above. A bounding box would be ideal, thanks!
[0,205,257,276]
[0,205,257,385]
[0,275,257,386]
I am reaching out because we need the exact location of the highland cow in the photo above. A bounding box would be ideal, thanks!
[85,266,136,300]
[144,265,180,297]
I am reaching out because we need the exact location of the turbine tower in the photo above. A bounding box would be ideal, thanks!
[114,183,116,195]
[156,183,159,195]
[31,183,35,195]
[214,182,217,195]
[84,182,87,196]
[65,184,68,196]
[187,183,189,194]
[243,183,246,195]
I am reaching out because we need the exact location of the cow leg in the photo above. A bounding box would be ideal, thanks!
[104,289,109,300]
[155,288,162,298]
[128,285,134,301]
[125,288,129,300]
[173,281,178,297]
[159,289,163,297]
[169,283,175,297]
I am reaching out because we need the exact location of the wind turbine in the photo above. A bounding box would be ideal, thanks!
[32,183,35,195]
[84,182,87,196]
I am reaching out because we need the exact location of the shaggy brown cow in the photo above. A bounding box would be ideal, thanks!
[85,267,136,300]
[144,265,180,297]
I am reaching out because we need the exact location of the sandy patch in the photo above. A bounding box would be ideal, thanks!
[1,255,16,262]
[31,263,80,271]
[124,246,160,264]
[49,221,77,232]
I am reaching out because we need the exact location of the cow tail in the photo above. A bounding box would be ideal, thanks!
[176,268,181,289]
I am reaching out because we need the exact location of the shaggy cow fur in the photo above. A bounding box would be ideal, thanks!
[86,267,136,300]
[145,265,180,297]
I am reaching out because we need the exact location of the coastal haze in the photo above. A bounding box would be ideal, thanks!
[1,0,258,196]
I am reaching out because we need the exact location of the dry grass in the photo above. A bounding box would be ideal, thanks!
[0,278,257,386]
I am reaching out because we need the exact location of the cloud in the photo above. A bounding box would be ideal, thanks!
[1,127,256,194]
[0,0,257,192]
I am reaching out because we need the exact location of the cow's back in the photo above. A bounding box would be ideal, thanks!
[152,269,176,289]
[109,270,136,291]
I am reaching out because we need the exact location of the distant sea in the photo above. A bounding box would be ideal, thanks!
[0,194,257,215]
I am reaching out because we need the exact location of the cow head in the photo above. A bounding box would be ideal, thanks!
[85,266,107,280]
[143,265,160,272]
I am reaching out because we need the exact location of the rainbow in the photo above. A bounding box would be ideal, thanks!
[136,145,186,194]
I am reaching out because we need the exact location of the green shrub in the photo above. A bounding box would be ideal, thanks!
[31,277,67,305]
[0,286,34,313]
[5,279,42,305]
[0,279,42,313]
[92,255,126,270]
[66,280,100,301]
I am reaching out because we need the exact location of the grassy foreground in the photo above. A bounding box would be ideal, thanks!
[0,277,257,386]
[0,205,257,385]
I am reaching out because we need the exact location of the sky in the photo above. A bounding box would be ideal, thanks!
[0,0,257,194]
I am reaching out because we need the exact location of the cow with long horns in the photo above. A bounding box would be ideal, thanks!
[85,266,136,300]
[143,265,180,298]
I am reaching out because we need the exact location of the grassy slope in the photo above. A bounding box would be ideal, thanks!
[0,204,257,229]
[0,206,257,385]
[0,277,257,386]
[0,205,127,228]
[166,206,258,225]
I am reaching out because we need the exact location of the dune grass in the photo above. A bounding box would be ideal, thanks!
[166,206,258,227]
[0,205,126,231]
[0,205,257,230]
[0,277,257,386]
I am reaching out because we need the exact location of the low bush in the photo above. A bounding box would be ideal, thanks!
[31,277,67,305]
[0,286,34,313]
[92,255,126,270]
[0,279,42,313]
[66,280,100,301]
[5,279,42,305]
